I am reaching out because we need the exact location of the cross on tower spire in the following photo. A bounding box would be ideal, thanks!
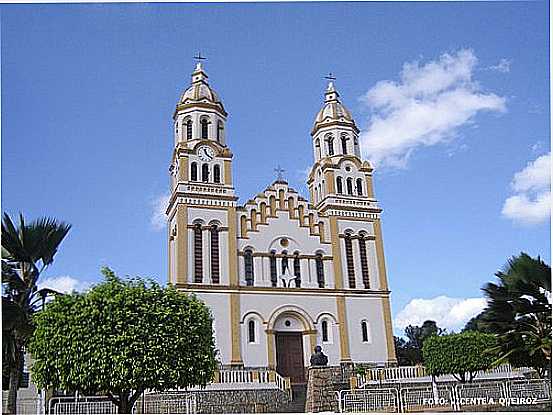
[324,72,336,81]
[274,165,286,182]
[194,51,207,63]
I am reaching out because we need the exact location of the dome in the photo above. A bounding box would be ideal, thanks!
[312,82,357,134]
[177,63,226,115]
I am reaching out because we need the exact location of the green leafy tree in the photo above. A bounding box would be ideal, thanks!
[479,253,551,378]
[2,213,71,414]
[423,332,498,383]
[396,320,446,365]
[462,312,494,333]
[28,267,217,413]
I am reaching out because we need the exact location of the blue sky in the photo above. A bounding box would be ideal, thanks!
[1,2,550,334]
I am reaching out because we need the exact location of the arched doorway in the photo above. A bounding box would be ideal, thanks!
[273,314,306,384]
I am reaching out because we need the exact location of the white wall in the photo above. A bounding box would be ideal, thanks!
[196,292,233,365]
[345,296,388,364]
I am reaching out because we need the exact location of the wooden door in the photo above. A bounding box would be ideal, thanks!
[275,332,305,384]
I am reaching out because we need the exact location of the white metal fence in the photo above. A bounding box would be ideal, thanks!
[338,388,400,413]
[339,379,552,412]
[359,363,527,384]
[134,392,197,414]
[48,392,197,414]
[400,384,456,412]
[49,396,118,414]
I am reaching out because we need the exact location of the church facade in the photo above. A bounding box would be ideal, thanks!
[166,63,396,383]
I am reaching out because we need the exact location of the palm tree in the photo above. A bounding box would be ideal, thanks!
[480,253,551,378]
[2,213,71,414]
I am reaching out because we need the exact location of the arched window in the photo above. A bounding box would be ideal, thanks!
[356,178,363,196]
[191,162,198,181]
[316,253,325,288]
[270,251,277,287]
[281,251,288,275]
[186,119,192,140]
[194,223,203,283]
[201,118,209,139]
[361,321,369,343]
[315,138,321,159]
[217,121,223,142]
[346,178,353,195]
[248,320,256,343]
[345,232,355,288]
[341,135,348,154]
[210,225,220,284]
[202,163,209,182]
[293,253,301,288]
[213,165,221,183]
[359,234,370,289]
[327,136,334,156]
[336,177,343,194]
[322,320,329,343]
[244,249,254,286]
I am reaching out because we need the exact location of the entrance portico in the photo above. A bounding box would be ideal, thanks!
[265,306,317,383]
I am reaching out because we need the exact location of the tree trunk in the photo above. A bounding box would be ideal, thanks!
[118,393,131,414]
[7,351,21,415]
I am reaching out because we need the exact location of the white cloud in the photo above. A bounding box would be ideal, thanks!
[359,49,506,168]
[394,295,487,332]
[150,193,170,231]
[502,152,551,225]
[38,275,91,294]
[487,58,511,73]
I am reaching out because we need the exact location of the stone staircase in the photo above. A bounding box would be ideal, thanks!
[278,384,307,413]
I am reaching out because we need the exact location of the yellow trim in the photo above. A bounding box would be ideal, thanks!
[224,159,233,185]
[278,189,285,209]
[227,206,242,365]
[329,217,343,290]
[176,204,188,285]
[308,330,318,353]
[318,221,326,243]
[240,215,248,238]
[288,197,295,219]
[266,330,276,369]
[260,202,268,223]
[228,207,239,287]
[178,155,189,181]
[329,217,352,362]
[177,283,389,296]
[250,209,257,231]
[336,296,352,362]
[297,205,306,227]
[325,170,336,194]
[230,293,243,365]
[365,174,374,199]
[382,296,397,363]
[269,195,277,216]
[373,219,389,291]
[308,213,315,234]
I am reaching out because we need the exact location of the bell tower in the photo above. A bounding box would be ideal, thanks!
[167,62,238,289]
[307,79,397,365]
[307,80,374,209]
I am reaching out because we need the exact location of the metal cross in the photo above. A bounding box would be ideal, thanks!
[324,72,336,81]
[194,52,207,62]
[274,165,285,181]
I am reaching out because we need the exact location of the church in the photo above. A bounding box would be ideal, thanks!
[166,62,397,383]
